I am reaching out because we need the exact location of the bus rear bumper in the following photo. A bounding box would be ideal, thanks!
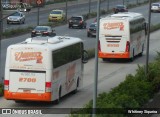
[99,52,130,59]
[4,90,52,101]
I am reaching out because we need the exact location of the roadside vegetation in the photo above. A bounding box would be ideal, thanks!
[0,84,3,96]
[69,52,160,117]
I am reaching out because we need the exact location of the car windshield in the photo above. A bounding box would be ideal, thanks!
[51,11,62,14]
[71,17,82,20]
[90,24,97,28]
[116,5,125,9]
[35,27,48,31]
[12,12,21,16]
[152,3,159,6]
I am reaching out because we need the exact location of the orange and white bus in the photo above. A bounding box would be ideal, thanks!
[4,36,88,103]
[99,12,147,61]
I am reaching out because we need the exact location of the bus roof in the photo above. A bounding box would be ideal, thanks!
[103,12,144,21]
[8,36,83,51]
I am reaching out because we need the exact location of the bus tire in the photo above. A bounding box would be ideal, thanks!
[73,78,79,94]
[102,58,106,61]
[103,58,111,61]
[15,100,25,103]
[55,87,61,104]
[139,44,144,56]
[130,50,135,62]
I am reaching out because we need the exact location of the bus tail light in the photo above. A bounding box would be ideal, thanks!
[98,40,101,51]
[45,82,51,92]
[125,41,130,52]
[4,80,9,90]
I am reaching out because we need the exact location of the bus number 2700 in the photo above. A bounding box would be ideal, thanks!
[19,78,36,82]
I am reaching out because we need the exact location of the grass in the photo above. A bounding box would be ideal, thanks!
[0,84,4,96]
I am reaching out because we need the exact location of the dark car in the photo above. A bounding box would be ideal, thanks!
[113,5,128,14]
[87,23,97,37]
[68,16,87,29]
[31,26,56,37]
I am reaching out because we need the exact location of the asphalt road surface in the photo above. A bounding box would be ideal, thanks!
[2,0,147,31]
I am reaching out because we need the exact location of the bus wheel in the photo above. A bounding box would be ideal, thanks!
[139,45,144,56]
[130,50,135,62]
[102,58,111,61]
[102,58,107,61]
[55,87,61,104]
[15,100,25,103]
[73,78,79,94]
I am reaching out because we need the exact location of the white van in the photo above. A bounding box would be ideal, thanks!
[4,36,88,103]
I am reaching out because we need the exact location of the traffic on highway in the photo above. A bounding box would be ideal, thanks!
[1,0,160,116]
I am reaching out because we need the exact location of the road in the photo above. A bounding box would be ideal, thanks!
[1,1,160,117]
[2,0,147,31]
[1,2,160,80]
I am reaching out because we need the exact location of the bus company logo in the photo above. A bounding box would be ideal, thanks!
[15,52,43,63]
[103,22,124,31]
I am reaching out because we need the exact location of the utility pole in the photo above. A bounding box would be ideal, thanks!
[65,0,68,22]
[36,0,44,26]
[107,0,109,12]
[145,0,151,75]
[37,6,40,25]
[88,0,91,16]
[0,0,3,82]
[92,0,100,116]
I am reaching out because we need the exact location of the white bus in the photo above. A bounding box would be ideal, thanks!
[4,36,88,103]
[99,12,147,61]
